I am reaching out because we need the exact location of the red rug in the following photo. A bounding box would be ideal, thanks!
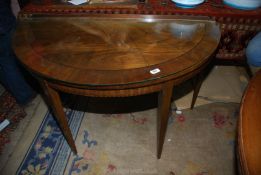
[0,91,26,154]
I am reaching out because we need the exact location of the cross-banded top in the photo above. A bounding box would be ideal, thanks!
[13,15,220,87]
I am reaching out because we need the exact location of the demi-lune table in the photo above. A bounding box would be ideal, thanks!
[13,15,220,159]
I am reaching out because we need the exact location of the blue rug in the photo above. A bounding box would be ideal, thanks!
[16,109,84,174]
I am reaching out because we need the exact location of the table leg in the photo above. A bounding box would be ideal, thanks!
[191,72,204,109]
[157,81,174,159]
[41,80,77,154]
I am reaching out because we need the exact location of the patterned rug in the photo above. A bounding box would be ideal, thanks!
[16,102,239,175]
[0,91,26,154]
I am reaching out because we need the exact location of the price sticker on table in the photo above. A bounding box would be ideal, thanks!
[150,68,161,74]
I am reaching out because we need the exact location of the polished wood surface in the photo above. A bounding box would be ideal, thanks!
[14,15,219,88]
[13,15,220,158]
[238,70,261,175]
[19,0,261,69]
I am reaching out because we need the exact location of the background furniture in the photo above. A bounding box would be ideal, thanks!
[238,69,261,175]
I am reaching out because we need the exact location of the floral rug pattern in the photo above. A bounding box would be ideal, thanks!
[0,91,26,154]
[17,103,239,175]
[17,109,84,174]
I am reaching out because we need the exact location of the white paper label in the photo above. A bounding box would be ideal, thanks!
[150,68,161,74]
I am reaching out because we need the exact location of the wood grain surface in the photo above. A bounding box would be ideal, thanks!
[239,70,261,175]
[14,15,220,89]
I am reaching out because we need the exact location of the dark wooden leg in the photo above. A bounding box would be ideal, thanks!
[190,72,204,109]
[41,80,77,154]
[157,81,174,159]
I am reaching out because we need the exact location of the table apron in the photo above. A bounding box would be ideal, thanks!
[44,61,207,97]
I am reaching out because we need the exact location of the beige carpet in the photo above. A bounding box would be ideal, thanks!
[62,103,239,175]
[2,102,239,175]
[174,66,248,109]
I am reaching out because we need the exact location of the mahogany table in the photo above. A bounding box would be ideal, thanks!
[13,15,220,158]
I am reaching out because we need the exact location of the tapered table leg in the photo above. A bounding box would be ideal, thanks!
[157,81,174,159]
[191,72,204,109]
[41,80,77,154]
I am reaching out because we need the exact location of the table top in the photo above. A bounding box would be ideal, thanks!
[13,15,220,88]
